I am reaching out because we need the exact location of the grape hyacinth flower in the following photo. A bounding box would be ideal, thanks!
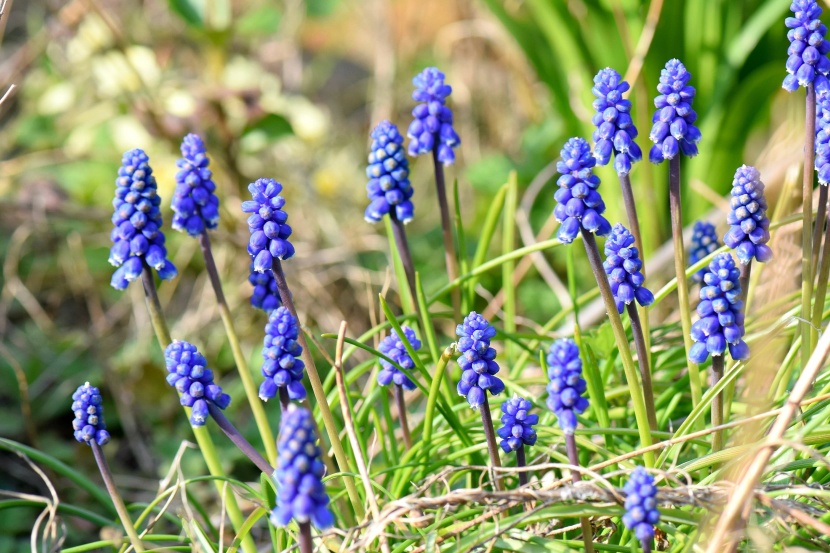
[552,137,612,243]
[271,404,334,531]
[690,221,720,282]
[591,68,642,175]
[816,79,830,183]
[603,223,654,314]
[249,262,281,312]
[377,326,420,391]
[456,312,505,408]
[623,467,660,547]
[648,59,702,163]
[723,165,773,265]
[108,149,177,290]
[171,134,220,236]
[364,121,414,224]
[164,340,231,426]
[259,307,306,405]
[242,178,295,273]
[689,253,750,364]
[546,339,589,434]
[407,67,460,165]
[72,382,111,446]
[497,396,538,453]
[783,1,830,92]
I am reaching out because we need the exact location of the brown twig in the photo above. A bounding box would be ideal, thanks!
[705,326,830,552]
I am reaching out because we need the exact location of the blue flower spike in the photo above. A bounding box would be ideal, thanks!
[648,59,702,163]
[171,134,220,236]
[364,121,415,224]
[270,404,334,529]
[783,1,830,92]
[242,178,295,273]
[690,221,720,282]
[72,382,111,446]
[259,307,307,403]
[248,262,281,312]
[407,67,461,165]
[603,223,654,314]
[723,166,773,265]
[108,149,177,290]
[377,326,420,391]
[591,68,642,175]
[546,339,590,434]
[689,253,750,364]
[497,396,538,453]
[623,467,661,545]
[816,78,830,182]
[553,137,613,243]
[164,340,231,426]
[455,312,505,409]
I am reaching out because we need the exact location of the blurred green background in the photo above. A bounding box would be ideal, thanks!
[0,0,811,548]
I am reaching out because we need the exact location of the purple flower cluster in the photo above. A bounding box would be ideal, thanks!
[496,396,538,453]
[689,253,750,364]
[259,307,306,402]
[364,121,415,224]
[783,0,830,92]
[377,326,420,391]
[71,383,111,446]
[271,405,334,529]
[690,221,720,282]
[816,79,830,183]
[171,134,220,236]
[546,339,589,435]
[723,165,772,265]
[407,67,460,165]
[243,178,295,273]
[622,467,660,542]
[164,341,231,426]
[591,68,642,175]
[648,59,701,163]
[553,137,612,243]
[603,223,654,314]
[108,149,177,290]
[455,312,505,409]
[248,262,281,312]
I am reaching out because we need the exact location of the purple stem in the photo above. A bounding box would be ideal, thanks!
[479,396,502,490]
[516,445,528,487]
[565,433,595,553]
[431,147,461,320]
[298,522,313,553]
[206,403,274,475]
[394,383,412,450]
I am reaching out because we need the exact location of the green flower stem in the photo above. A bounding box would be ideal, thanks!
[516,445,528,487]
[669,156,701,411]
[580,230,654,467]
[565,433,595,553]
[432,148,462,321]
[298,522,313,553]
[90,442,145,553]
[626,303,657,432]
[739,261,751,307]
[812,185,827,281]
[479,396,503,491]
[394,383,412,450]
[271,259,365,519]
[198,231,277,465]
[502,172,518,365]
[422,345,454,450]
[812,206,830,335]
[206,404,274,475]
[803,83,817,365]
[711,355,724,453]
[389,213,422,324]
[139,265,257,553]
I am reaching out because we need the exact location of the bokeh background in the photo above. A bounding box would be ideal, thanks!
[0,0,812,548]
